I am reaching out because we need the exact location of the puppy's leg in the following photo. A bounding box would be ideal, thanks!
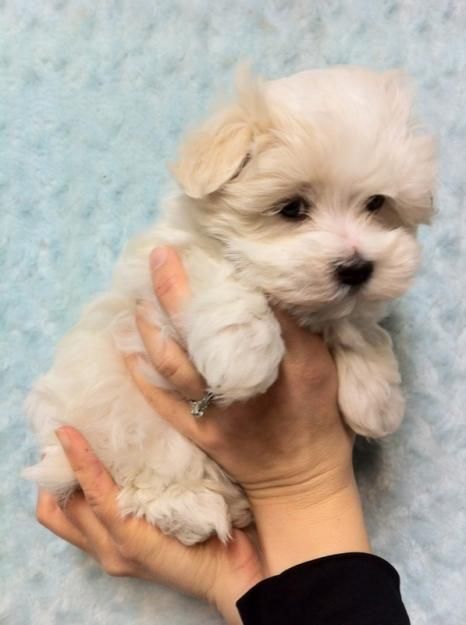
[184,283,285,404]
[332,321,405,437]
[118,474,251,546]
[22,383,78,496]
[22,443,78,498]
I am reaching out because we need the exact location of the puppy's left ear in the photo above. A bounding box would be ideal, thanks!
[383,70,437,226]
[170,70,271,199]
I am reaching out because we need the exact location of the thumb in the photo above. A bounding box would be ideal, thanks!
[149,247,191,319]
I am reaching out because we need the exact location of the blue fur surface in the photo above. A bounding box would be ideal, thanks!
[1,2,465,623]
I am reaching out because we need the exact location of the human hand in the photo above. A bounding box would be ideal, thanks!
[36,426,262,625]
[130,248,351,501]
[127,247,370,574]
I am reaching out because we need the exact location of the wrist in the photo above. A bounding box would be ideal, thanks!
[250,468,370,576]
[213,574,263,625]
[207,532,264,625]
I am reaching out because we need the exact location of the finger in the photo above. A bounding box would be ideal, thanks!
[149,247,191,319]
[55,427,130,542]
[62,493,132,578]
[62,491,112,553]
[135,314,205,400]
[125,354,211,446]
[36,489,89,552]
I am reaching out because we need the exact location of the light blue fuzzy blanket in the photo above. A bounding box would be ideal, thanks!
[1,2,465,624]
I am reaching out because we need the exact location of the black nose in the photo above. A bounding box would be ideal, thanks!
[336,256,374,287]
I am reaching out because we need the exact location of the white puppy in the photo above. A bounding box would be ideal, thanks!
[24,66,436,545]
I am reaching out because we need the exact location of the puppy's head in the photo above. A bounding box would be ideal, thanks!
[172,67,436,319]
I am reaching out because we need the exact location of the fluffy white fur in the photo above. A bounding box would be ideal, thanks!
[23,66,436,545]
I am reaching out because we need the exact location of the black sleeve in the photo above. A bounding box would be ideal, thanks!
[236,552,410,625]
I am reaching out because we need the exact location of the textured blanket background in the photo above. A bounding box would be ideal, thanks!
[1,1,465,624]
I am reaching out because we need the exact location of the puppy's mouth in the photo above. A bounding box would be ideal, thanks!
[340,281,372,299]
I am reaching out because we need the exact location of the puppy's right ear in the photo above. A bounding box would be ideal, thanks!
[170,71,271,199]
[170,108,253,199]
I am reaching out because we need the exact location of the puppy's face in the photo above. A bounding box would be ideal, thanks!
[173,67,436,318]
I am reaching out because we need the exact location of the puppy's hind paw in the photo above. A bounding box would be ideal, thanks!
[118,483,233,546]
[22,444,77,496]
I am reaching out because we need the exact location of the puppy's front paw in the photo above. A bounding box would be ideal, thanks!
[334,322,405,437]
[185,289,284,403]
[338,370,405,437]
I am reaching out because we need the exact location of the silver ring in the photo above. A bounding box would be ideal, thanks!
[189,391,215,418]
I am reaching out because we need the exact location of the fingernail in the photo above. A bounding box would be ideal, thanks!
[150,247,168,271]
[55,427,71,451]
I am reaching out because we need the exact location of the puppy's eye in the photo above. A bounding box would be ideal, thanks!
[279,197,309,220]
[365,195,386,212]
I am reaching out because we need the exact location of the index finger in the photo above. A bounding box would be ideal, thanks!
[150,247,191,318]
[55,427,131,542]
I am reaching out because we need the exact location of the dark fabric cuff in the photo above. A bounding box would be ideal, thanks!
[236,552,410,625]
